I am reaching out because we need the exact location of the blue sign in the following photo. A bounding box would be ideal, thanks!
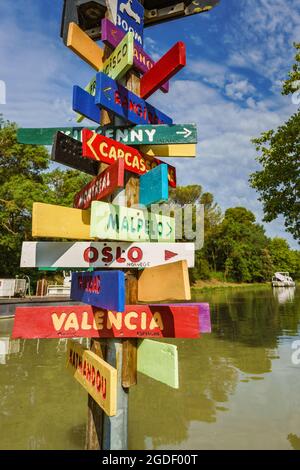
[139,164,169,207]
[73,86,101,124]
[95,72,173,126]
[71,271,125,311]
[117,0,144,46]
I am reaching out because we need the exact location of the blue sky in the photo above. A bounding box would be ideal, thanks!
[0,0,299,248]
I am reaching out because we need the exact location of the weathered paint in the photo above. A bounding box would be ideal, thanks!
[101,18,169,94]
[90,201,175,242]
[32,203,91,240]
[140,143,196,158]
[137,339,179,389]
[95,72,173,125]
[71,271,125,311]
[12,304,200,339]
[82,129,177,187]
[138,260,191,302]
[73,159,125,210]
[140,42,186,100]
[112,0,144,46]
[103,31,134,80]
[139,164,169,206]
[67,340,117,416]
[67,23,104,70]
[20,241,195,269]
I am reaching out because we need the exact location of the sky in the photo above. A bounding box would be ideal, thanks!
[0,0,299,248]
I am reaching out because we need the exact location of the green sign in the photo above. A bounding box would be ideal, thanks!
[17,124,197,146]
[103,31,134,81]
[90,201,175,243]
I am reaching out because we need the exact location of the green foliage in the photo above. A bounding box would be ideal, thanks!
[250,43,300,241]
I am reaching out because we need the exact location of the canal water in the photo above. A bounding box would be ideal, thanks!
[0,287,299,450]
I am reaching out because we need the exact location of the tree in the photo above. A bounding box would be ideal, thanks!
[249,43,300,241]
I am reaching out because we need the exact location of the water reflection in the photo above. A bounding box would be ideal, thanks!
[273,287,296,304]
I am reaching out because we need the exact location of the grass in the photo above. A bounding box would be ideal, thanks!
[191,279,270,292]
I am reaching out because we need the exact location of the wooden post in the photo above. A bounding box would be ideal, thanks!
[85,2,142,450]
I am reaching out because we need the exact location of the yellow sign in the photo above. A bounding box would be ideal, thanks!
[67,23,104,71]
[67,340,117,417]
[32,203,92,240]
[138,260,191,302]
[140,144,196,158]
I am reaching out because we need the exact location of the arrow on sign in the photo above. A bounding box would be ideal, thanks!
[165,250,178,261]
[176,128,193,139]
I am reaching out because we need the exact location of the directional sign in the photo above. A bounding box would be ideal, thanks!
[137,339,179,389]
[20,242,195,269]
[67,22,104,70]
[95,72,173,125]
[70,271,125,311]
[12,304,200,339]
[111,0,144,46]
[52,132,100,176]
[32,203,92,240]
[174,303,211,334]
[76,76,96,123]
[73,86,101,124]
[140,143,196,158]
[101,18,169,94]
[17,124,197,146]
[67,340,117,417]
[90,201,175,242]
[74,159,125,210]
[140,41,186,100]
[139,164,169,206]
[103,31,134,80]
[138,260,191,302]
[82,129,177,187]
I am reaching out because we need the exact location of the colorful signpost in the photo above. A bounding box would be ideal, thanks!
[76,77,96,123]
[90,201,175,242]
[17,124,197,146]
[67,22,104,70]
[20,241,195,269]
[138,260,191,302]
[12,304,202,339]
[110,0,144,46]
[73,86,102,124]
[82,129,177,187]
[70,271,125,311]
[103,31,134,80]
[101,18,169,94]
[67,340,117,417]
[140,41,186,100]
[52,132,100,176]
[94,72,173,125]
[73,159,125,210]
[139,164,169,206]
[137,339,179,389]
[140,143,196,158]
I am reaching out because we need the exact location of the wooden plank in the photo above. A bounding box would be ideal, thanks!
[140,42,186,100]
[82,129,177,187]
[67,22,104,70]
[73,86,101,124]
[90,201,175,242]
[113,0,144,46]
[67,340,117,417]
[17,127,96,145]
[140,143,196,158]
[137,339,179,389]
[71,271,125,311]
[138,260,191,302]
[32,203,92,240]
[12,304,200,339]
[73,159,125,210]
[52,132,99,176]
[76,77,96,123]
[95,72,173,125]
[20,241,195,269]
[103,32,134,81]
[101,18,169,94]
[139,164,169,206]
[175,303,211,334]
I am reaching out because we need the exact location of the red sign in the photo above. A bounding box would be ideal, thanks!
[12,304,200,339]
[73,159,125,209]
[82,129,176,188]
[140,42,186,100]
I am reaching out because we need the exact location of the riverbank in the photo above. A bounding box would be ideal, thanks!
[191,279,271,292]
